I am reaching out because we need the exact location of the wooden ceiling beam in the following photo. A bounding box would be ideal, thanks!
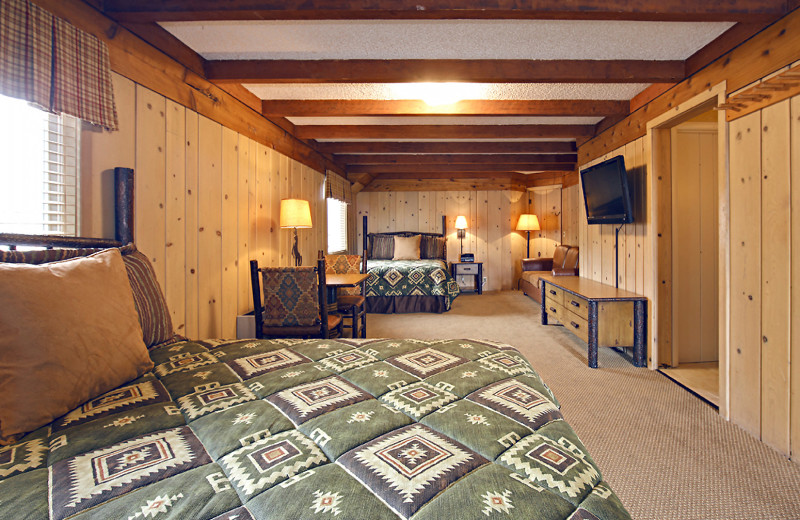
[261,99,627,117]
[686,22,774,77]
[316,141,577,154]
[296,124,594,139]
[336,153,577,165]
[207,59,685,84]
[347,163,571,173]
[103,1,789,23]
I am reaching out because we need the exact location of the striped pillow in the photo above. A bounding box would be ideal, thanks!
[0,244,175,348]
[420,235,445,260]
[121,249,175,348]
[369,235,394,259]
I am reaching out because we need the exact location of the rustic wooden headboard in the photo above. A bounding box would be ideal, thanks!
[0,167,134,250]
[362,215,447,263]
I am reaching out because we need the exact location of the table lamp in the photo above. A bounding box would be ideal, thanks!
[280,199,312,266]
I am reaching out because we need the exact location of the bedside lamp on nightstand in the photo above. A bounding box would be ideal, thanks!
[455,215,468,258]
[516,214,540,259]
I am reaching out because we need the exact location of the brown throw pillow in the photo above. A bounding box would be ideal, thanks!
[0,249,154,441]
[393,235,421,260]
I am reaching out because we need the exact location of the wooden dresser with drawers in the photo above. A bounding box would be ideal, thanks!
[539,274,647,368]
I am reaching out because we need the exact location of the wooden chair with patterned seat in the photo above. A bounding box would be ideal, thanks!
[322,252,367,338]
[249,259,343,339]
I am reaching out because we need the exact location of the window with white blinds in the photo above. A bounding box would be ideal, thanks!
[0,94,80,236]
[327,198,348,253]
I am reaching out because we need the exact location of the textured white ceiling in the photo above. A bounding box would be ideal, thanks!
[245,82,649,101]
[286,116,602,125]
[161,20,733,61]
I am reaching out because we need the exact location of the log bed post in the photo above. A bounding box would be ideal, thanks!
[115,167,134,244]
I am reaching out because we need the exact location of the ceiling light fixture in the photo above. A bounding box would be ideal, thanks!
[390,83,486,106]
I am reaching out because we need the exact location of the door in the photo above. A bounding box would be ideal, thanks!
[671,121,719,365]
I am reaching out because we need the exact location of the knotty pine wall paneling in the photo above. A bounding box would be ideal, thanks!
[84,76,328,340]
[561,184,579,248]
[183,110,199,339]
[164,99,186,336]
[791,94,800,464]
[528,187,562,260]
[760,100,791,454]
[729,111,764,440]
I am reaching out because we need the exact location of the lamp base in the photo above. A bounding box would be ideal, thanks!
[291,228,302,266]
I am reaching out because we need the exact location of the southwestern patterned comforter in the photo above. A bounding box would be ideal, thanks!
[366,259,460,313]
[0,338,631,520]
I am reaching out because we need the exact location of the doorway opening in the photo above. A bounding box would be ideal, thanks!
[661,110,720,406]
[647,83,729,416]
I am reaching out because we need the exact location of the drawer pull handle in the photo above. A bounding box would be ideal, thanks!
[549,307,557,313]
[549,290,557,295]
[570,300,580,307]
[570,321,580,329]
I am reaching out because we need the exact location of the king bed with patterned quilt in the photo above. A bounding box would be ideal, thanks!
[0,176,630,520]
[362,216,460,314]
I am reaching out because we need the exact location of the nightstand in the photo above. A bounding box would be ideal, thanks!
[451,262,483,294]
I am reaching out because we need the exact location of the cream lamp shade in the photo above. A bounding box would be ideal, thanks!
[454,215,468,230]
[280,199,312,228]
[517,214,540,259]
[516,214,540,231]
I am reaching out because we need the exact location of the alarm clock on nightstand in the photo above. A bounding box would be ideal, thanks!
[460,253,474,262]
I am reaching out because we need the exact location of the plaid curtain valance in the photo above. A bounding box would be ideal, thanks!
[325,170,353,204]
[0,0,118,130]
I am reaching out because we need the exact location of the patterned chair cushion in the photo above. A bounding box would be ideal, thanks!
[0,244,175,349]
[260,267,320,327]
[325,254,363,297]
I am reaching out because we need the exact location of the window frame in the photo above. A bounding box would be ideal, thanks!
[326,197,348,254]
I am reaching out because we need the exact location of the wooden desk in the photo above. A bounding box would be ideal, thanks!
[539,275,647,368]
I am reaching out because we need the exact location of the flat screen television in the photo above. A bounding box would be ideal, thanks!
[580,155,634,225]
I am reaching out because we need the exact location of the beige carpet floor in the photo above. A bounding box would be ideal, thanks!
[366,290,800,520]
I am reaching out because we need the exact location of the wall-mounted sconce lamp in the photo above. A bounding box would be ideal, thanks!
[455,215,468,256]
[280,198,312,266]
[516,214,540,259]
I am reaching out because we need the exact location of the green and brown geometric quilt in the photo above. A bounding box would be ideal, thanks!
[0,338,631,520]
[366,259,460,310]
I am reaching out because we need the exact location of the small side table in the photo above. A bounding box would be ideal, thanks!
[451,262,483,294]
